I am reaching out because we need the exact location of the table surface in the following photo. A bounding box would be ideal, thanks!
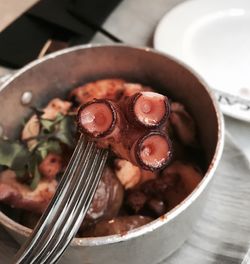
[0,0,250,263]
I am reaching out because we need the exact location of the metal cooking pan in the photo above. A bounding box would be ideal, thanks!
[0,44,224,264]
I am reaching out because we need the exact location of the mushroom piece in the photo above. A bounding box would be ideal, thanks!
[21,115,40,149]
[82,216,153,237]
[82,167,124,227]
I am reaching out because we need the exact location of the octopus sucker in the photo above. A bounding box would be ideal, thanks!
[77,92,172,171]
[132,131,172,171]
[77,99,119,139]
[125,92,170,128]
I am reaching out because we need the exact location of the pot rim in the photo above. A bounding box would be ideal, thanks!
[0,44,225,247]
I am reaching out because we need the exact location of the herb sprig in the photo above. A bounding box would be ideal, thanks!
[0,108,76,189]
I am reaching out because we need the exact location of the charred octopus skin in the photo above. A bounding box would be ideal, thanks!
[77,91,172,171]
[69,79,125,106]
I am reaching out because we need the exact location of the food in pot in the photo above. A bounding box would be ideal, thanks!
[81,216,153,237]
[0,79,204,237]
[77,96,172,171]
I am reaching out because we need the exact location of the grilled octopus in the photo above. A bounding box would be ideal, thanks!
[76,81,172,171]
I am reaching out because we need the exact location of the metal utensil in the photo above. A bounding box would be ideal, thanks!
[12,135,108,264]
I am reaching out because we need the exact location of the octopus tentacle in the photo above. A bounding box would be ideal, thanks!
[125,92,170,128]
[77,99,119,139]
[131,131,172,171]
[77,92,172,171]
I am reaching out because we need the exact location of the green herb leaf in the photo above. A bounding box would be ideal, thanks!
[11,149,30,170]
[40,119,54,132]
[37,140,62,159]
[0,139,29,168]
[0,107,76,191]
[15,169,27,178]
[54,113,65,123]
[30,165,41,190]
[40,114,64,134]
[26,155,41,189]
[30,106,44,117]
[55,116,76,147]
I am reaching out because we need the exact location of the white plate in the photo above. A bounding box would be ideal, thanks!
[154,0,250,122]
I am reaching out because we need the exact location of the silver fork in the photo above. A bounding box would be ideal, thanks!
[13,134,108,264]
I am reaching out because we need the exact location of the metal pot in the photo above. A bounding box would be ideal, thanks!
[0,44,224,264]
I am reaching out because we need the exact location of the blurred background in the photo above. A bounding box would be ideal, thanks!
[0,1,37,32]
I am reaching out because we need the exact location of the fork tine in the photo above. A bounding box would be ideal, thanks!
[13,135,87,263]
[33,142,99,263]
[21,140,96,264]
[13,137,107,264]
[40,148,108,263]
[51,149,108,263]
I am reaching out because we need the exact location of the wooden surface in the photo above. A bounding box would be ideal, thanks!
[0,0,38,32]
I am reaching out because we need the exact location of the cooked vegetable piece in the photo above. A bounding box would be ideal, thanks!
[82,216,153,237]
[82,167,124,227]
